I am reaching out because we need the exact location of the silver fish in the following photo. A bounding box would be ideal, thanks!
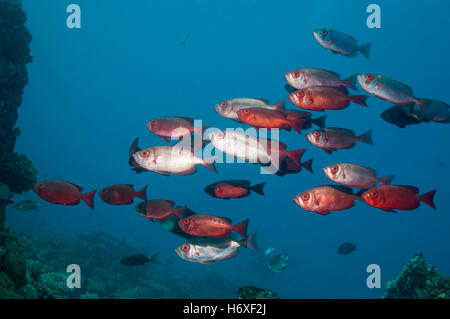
[306,128,373,154]
[313,29,371,59]
[13,200,43,211]
[268,253,289,272]
[132,145,216,175]
[323,163,394,189]
[214,98,285,122]
[284,68,356,90]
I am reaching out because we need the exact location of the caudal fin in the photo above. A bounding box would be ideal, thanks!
[286,149,306,166]
[287,118,304,134]
[233,219,249,239]
[271,101,285,111]
[202,158,217,173]
[312,115,326,128]
[173,205,186,218]
[359,42,371,60]
[358,129,374,145]
[136,185,148,200]
[250,182,265,196]
[81,190,96,210]
[419,190,437,209]
[349,95,369,107]
[378,175,395,185]
[342,75,357,90]
[301,159,314,173]
[239,231,259,250]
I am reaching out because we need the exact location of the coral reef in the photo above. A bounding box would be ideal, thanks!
[384,253,450,299]
[0,227,26,297]
[237,286,280,299]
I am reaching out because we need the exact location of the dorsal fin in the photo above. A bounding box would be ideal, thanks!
[327,185,354,194]
[66,182,83,192]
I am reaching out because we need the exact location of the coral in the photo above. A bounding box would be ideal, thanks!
[40,272,74,299]
[237,286,280,299]
[0,227,26,297]
[0,152,37,194]
[384,253,450,299]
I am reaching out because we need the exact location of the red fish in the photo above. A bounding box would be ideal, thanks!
[361,185,436,213]
[33,180,96,210]
[136,199,185,221]
[204,180,265,199]
[293,185,361,215]
[267,142,313,174]
[99,184,147,205]
[236,108,305,133]
[178,214,249,239]
[284,110,326,130]
[288,87,368,111]
[306,128,373,154]
[147,116,207,142]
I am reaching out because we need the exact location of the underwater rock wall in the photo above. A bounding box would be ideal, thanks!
[384,253,450,299]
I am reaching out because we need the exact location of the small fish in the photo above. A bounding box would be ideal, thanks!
[323,163,394,189]
[284,110,326,130]
[135,199,185,221]
[214,98,285,122]
[288,87,368,112]
[357,74,425,106]
[337,243,357,255]
[361,185,436,213]
[178,214,249,239]
[268,254,289,272]
[205,180,265,199]
[293,185,361,215]
[174,233,258,264]
[237,108,304,133]
[13,200,43,211]
[146,116,207,142]
[284,68,356,91]
[180,34,189,46]
[99,184,147,205]
[381,105,422,128]
[306,128,373,154]
[120,253,160,266]
[33,180,96,210]
[313,28,371,59]
[132,144,216,176]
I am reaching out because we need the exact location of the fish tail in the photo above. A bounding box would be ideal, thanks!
[311,115,326,128]
[250,182,265,196]
[349,95,369,107]
[359,42,371,60]
[286,149,306,166]
[239,231,259,251]
[173,205,186,218]
[201,157,218,173]
[413,98,429,111]
[81,190,96,210]
[419,190,437,209]
[342,75,357,90]
[286,117,304,134]
[358,129,374,145]
[301,158,314,173]
[378,175,395,185]
[136,184,148,201]
[193,125,209,137]
[233,219,250,239]
[271,100,285,111]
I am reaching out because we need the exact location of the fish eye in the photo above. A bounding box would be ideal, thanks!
[244,109,250,114]
[150,119,157,125]
[331,165,339,173]
[183,218,190,225]
[321,30,328,36]
[37,182,45,189]
[220,101,228,109]
[370,191,378,197]
[313,130,321,137]
[140,150,150,158]
[296,90,304,98]
[301,193,310,201]
[292,71,300,78]
[182,244,190,252]
[366,74,375,81]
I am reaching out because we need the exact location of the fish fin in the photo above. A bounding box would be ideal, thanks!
[356,188,368,197]
[159,135,170,143]
[129,137,141,158]
[193,125,208,137]
[198,260,215,264]
[316,210,330,215]
[136,185,148,201]
[301,159,314,173]
[238,231,259,250]
[271,101,285,111]
[173,205,186,218]
[311,115,326,128]
[286,117,305,134]
[324,148,334,154]
[413,98,429,111]
[67,182,83,192]
[349,95,369,107]
[233,219,249,239]
[358,129,374,145]
[342,75,357,90]
[378,175,395,186]
[152,170,170,176]
[397,185,419,193]
[201,157,217,173]
[132,167,148,174]
[149,253,161,264]
[327,185,354,195]
[382,208,397,213]
[359,43,371,60]
[250,182,265,196]
[286,149,306,165]
[284,84,298,94]
[81,190,96,210]
[419,190,437,209]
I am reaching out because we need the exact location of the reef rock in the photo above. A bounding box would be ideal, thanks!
[237,286,280,299]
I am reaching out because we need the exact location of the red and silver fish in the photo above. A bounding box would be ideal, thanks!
[323,163,394,189]
[147,116,207,142]
[214,98,285,122]
[306,128,373,154]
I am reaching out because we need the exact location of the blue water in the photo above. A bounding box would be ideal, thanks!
[7,0,450,298]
